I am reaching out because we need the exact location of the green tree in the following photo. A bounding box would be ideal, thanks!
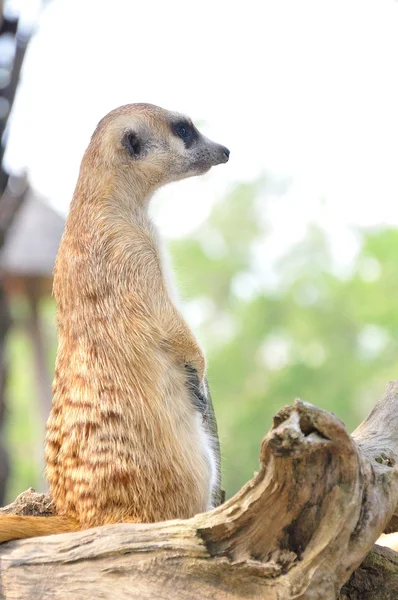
[171,181,398,496]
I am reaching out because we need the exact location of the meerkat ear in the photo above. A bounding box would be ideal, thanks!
[122,131,142,158]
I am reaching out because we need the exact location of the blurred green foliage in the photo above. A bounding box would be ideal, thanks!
[170,179,398,496]
[5,297,55,501]
[4,179,398,502]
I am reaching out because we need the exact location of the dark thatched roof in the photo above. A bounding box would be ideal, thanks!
[0,191,65,277]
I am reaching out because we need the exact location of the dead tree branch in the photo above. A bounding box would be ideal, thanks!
[1,383,398,599]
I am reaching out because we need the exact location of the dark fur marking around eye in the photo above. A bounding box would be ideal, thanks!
[172,120,199,149]
[122,131,142,158]
[185,363,208,418]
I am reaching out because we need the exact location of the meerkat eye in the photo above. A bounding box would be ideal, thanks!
[122,131,141,158]
[176,124,188,138]
[173,121,197,147]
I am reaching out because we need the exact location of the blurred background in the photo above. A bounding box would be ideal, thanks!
[1,0,398,503]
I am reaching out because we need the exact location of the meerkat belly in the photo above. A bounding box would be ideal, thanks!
[146,361,217,514]
[194,412,218,509]
[161,390,216,513]
[46,362,215,527]
[170,391,217,512]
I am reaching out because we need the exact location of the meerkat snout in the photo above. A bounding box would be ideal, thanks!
[207,142,230,166]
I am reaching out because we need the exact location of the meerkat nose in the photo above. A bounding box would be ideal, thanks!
[221,146,230,162]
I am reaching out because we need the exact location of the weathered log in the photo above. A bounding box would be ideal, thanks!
[0,488,53,517]
[340,544,398,599]
[352,380,398,535]
[1,384,398,599]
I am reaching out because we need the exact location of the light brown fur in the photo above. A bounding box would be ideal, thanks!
[0,104,229,543]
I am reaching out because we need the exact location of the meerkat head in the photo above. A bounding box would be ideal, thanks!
[88,103,229,194]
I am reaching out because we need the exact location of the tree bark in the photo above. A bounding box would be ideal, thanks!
[340,545,398,599]
[1,383,398,599]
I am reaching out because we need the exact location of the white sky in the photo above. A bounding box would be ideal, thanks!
[4,0,398,271]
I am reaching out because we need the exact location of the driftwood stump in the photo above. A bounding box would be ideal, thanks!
[1,383,398,599]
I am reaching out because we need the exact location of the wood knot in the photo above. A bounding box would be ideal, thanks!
[375,452,395,467]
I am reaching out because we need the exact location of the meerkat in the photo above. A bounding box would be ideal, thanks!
[0,103,229,542]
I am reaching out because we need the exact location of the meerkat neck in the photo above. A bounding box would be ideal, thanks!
[73,162,153,215]
[65,180,160,274]
[57,169,168,319]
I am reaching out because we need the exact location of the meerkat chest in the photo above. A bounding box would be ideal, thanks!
[151,226,218,508]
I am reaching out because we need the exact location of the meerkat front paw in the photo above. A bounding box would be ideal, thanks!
[184,363,208,416]
[185,349,206,383]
